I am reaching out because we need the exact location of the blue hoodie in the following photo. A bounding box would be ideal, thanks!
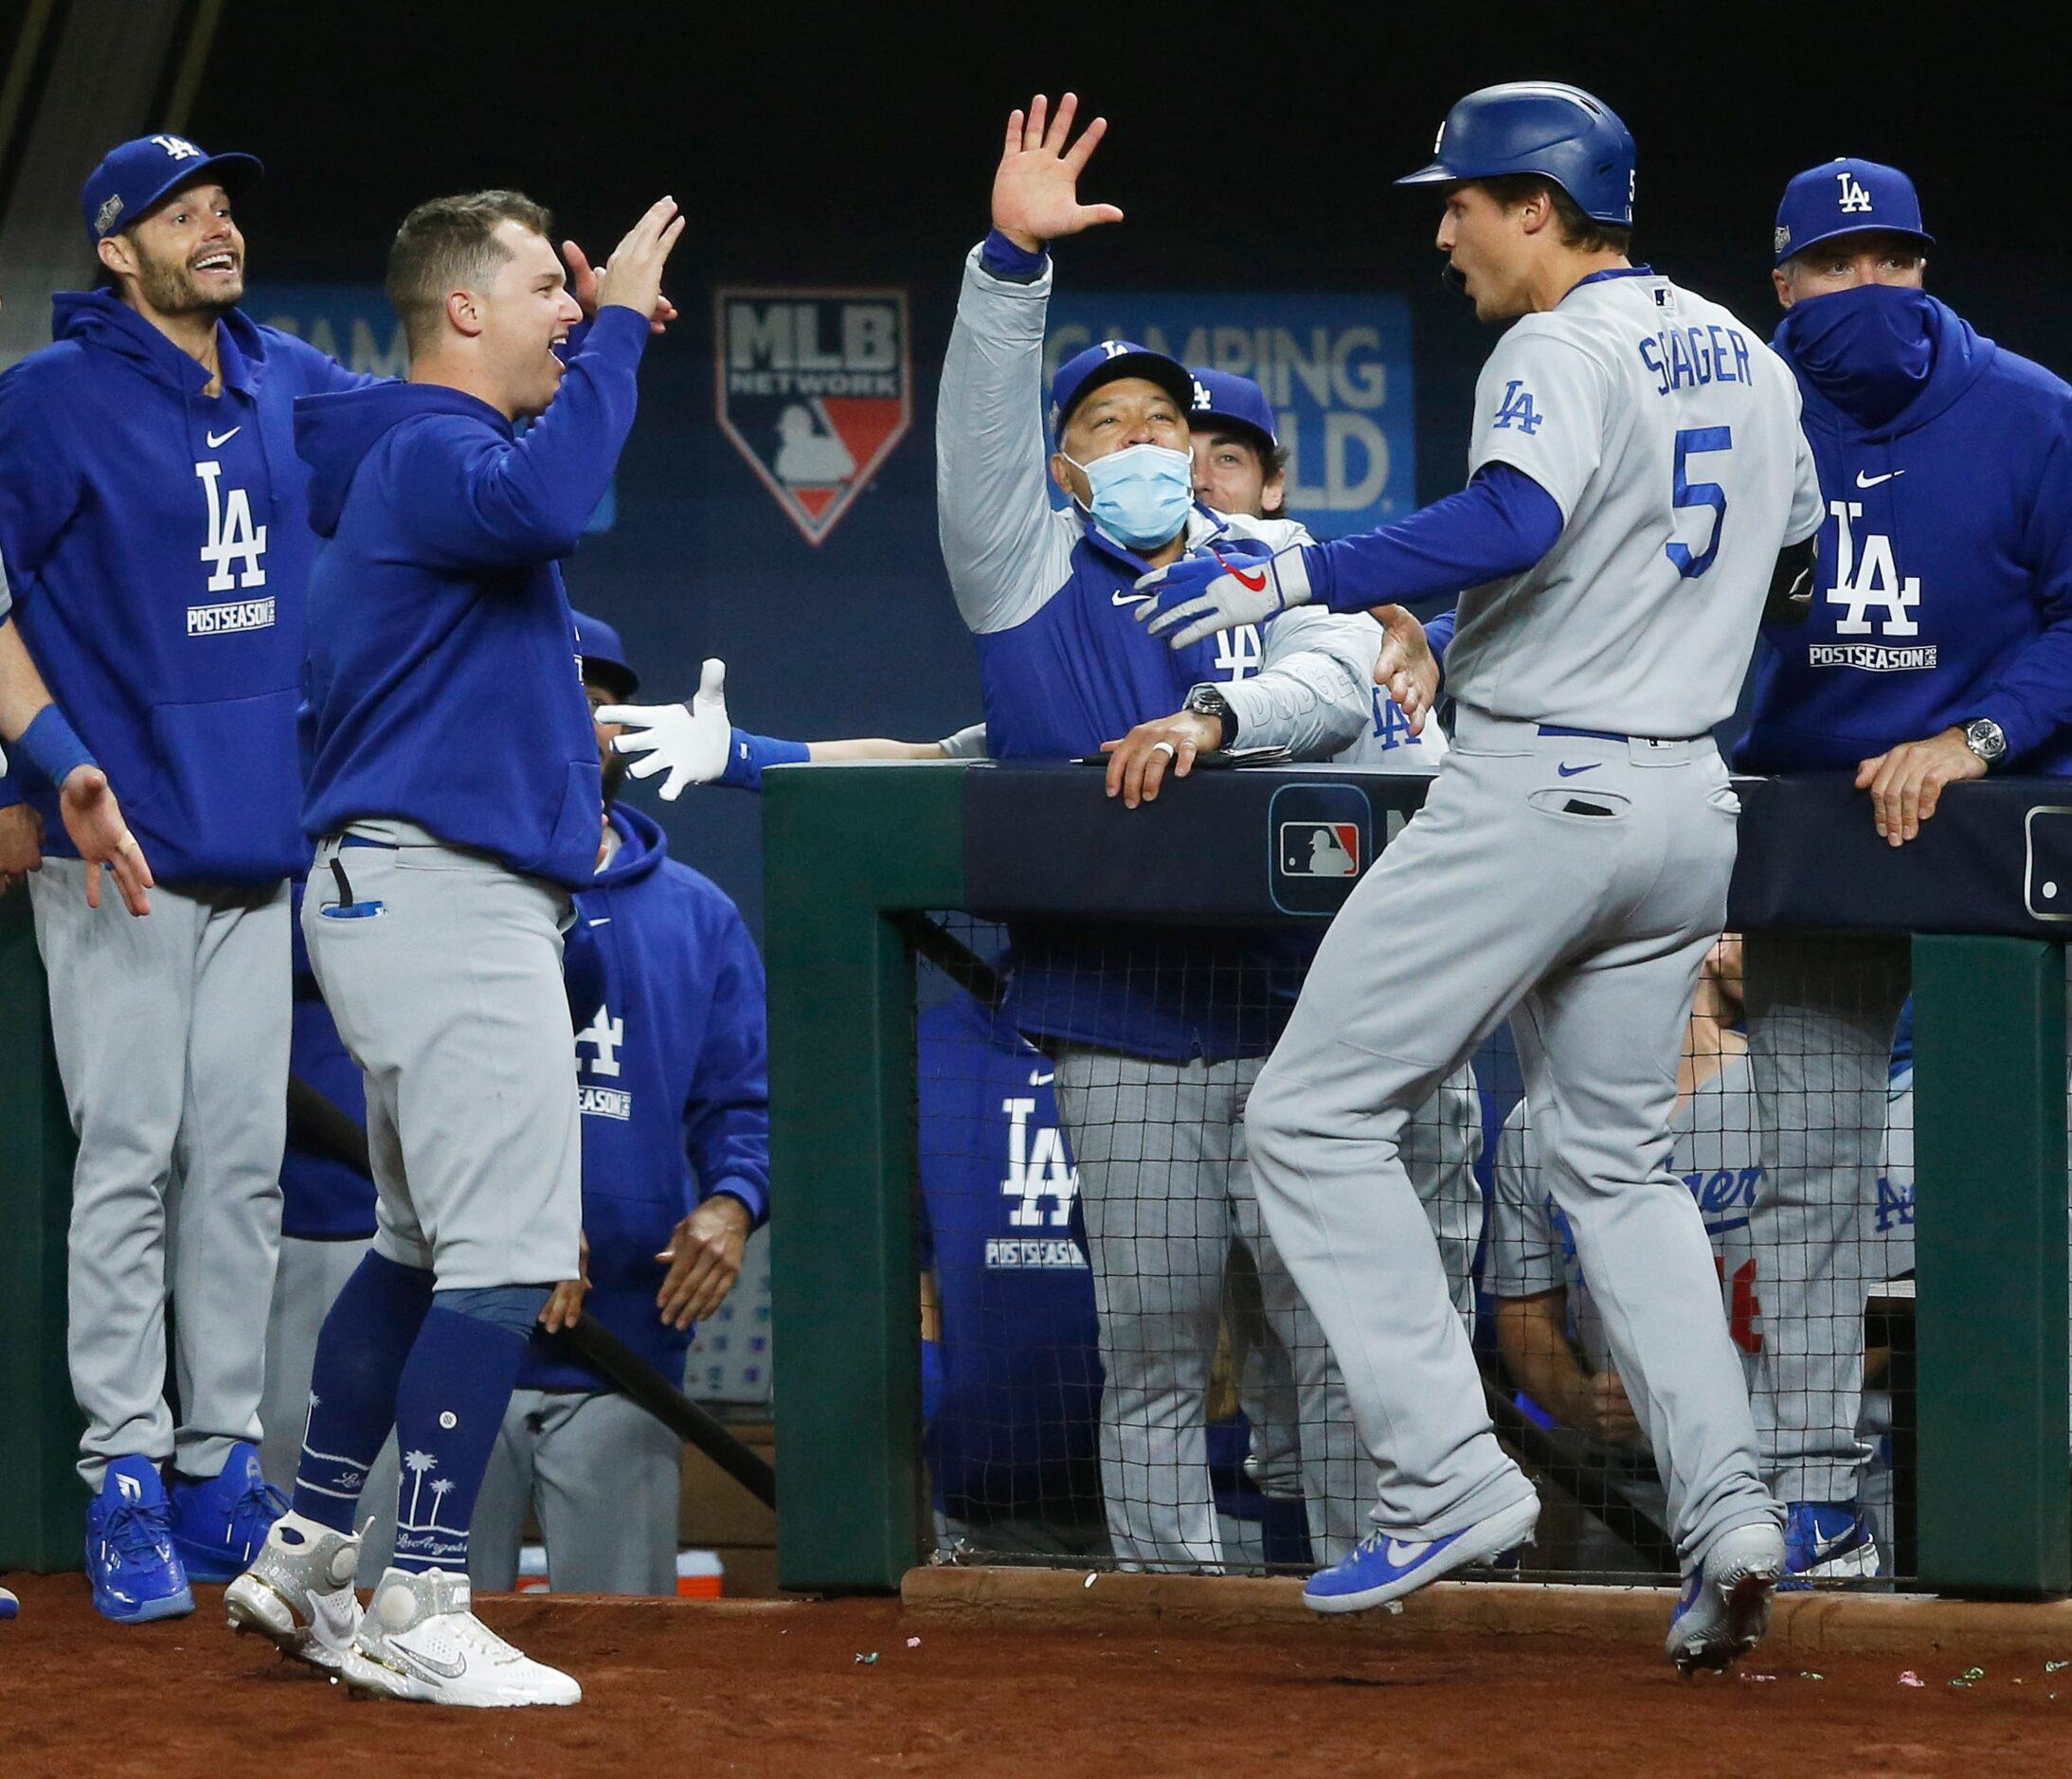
[520,802,772,1392]
[1737,287,2072,773]
[916,994,1102,1521]
[0,292,369,881]
[295,305,649,887]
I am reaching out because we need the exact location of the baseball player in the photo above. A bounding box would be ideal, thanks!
[0,134,387,1624]
[462,614,768,1595]
[223,190,679,1707]
[1137,82,1822,1669]
[920,991,1109,1559]
[1490,942,1761,1573]
[1732,159,2072,1582]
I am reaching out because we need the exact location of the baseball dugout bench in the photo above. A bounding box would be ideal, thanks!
[761,760,2069,1598]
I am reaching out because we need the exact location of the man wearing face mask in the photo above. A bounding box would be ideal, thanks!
[1732,158,2072,1584]
[934,95,1382,1573]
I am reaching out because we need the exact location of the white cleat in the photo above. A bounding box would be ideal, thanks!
[224,1509,364,1675]
[342,1567,581,1708]
[1665,1520,1786,1674]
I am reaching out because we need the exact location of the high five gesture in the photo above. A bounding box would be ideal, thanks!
[992,93,1123,253]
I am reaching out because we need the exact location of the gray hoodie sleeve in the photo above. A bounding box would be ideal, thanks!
[936,245,1081,637]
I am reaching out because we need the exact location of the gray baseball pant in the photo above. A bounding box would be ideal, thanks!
[1244,712,1779,1568]
[1054,1051,1478,1570]
[30,860,288,1487]
[1741,932,1910,1504]
[467,1388,682,1594]
[304,826,581,1291]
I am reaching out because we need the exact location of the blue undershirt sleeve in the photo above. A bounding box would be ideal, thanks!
[1305,463,1563,615]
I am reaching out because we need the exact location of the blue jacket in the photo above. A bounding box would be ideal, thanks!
[0,292,367,882]
[521,803,772,1392]
[296,306,649,888]
[1737,294,2072,774]
[917,995,1102,1521]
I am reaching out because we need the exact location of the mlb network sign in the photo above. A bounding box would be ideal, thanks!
[1043,293,1415,530]
[716,288,912,546]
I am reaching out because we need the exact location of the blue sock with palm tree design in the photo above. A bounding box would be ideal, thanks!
[292,1251,436,1534]
[388,1290,547,1575]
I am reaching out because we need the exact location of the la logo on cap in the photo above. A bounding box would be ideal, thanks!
[1836,171,1873,214]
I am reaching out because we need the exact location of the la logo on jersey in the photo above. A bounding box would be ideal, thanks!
[1492,380,1543,435]
[990,1095,1087,1270]
[1836,171,1874,214]
[1809,499,1937,672]
[188,458,273,635]
[575,1000,632,1119]
[715,288,912,546]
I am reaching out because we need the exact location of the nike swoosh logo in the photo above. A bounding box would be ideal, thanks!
[1111,590,1153,606]
[587,917,611,926]
[1855,469,1904,488]
[1229,566,1268,592]
[206,426,241,448]
[1029,1069,1054,1087]
[395,1644,468,1681]
[1383,1537,1432,1567]
[1557,763,1600,778]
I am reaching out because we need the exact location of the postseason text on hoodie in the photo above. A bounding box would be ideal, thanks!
[1737,284,2072,774]
[296,304,650,888]
[0,291,370,882]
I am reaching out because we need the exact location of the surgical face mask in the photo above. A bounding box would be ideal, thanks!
[1062,440,1195,550]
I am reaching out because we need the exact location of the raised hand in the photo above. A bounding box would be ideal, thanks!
[564,237,677,335]
[58,764,152,915]
[992,93,1124,253]
[600,657,732,801]
[594,198,687,328]
[1137,542,1316,651]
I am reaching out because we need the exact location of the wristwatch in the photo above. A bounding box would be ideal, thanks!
[1184,685,1238,746]
[1962,717,2008,767]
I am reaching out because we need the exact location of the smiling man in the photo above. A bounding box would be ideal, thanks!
[223,189,680,1707]
[0,133,392,1625]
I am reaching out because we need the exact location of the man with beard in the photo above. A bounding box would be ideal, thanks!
[0,134,379,1623]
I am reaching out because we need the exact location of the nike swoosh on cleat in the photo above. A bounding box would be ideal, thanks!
[395,1644,468,1681]
[1556,762,1599,778]
[1382,1537,1431,1566]
[206,427,242,448]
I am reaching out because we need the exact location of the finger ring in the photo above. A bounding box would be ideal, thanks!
[1151,741,1178,759]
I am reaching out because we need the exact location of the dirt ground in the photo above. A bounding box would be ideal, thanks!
[4,1572,2069,1778]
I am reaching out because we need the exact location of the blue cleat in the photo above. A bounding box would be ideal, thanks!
[168,1442,289,1583]
[1666,1519,1784,1672]
[1779,1500,1881,1590]
[1303,1494,1540,1614]
[85,1456,193,1624]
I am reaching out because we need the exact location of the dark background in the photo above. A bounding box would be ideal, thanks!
[149,1,2066,929]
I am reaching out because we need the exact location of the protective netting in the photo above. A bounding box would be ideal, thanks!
[910,916,1952,1587]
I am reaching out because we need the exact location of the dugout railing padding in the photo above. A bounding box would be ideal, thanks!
[760,761,2069,1598]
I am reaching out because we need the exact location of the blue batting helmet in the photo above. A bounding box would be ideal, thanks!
[1396,82,1636,227]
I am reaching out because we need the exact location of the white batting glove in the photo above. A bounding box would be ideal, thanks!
[1135,543,1315,650]
[598,658,730,801]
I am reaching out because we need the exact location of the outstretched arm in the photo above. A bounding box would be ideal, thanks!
[938,95,1123,636]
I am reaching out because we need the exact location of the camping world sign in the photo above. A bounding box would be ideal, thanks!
[714,288,912,546]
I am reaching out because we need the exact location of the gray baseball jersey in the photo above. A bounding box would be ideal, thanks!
[1447,272,1822,736]
[1490,1055,1763,1377]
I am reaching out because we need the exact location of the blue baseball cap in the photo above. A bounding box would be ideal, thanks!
[1774,158,1933,267]
[81,133,262,243]
[573,610,640,698]
[1049,340,1197,438]
[1187,368,1278,451]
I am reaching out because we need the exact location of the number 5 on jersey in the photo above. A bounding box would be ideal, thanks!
[1667,425,1731,579]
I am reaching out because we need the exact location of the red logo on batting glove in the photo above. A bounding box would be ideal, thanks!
[1213,548,1270,593]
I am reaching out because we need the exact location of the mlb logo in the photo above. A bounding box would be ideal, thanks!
[1280,821,1360,878]
[1269,784,1372,916]
[714,288,912,546]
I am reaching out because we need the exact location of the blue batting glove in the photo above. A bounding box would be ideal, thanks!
[1135,542,1316,649]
